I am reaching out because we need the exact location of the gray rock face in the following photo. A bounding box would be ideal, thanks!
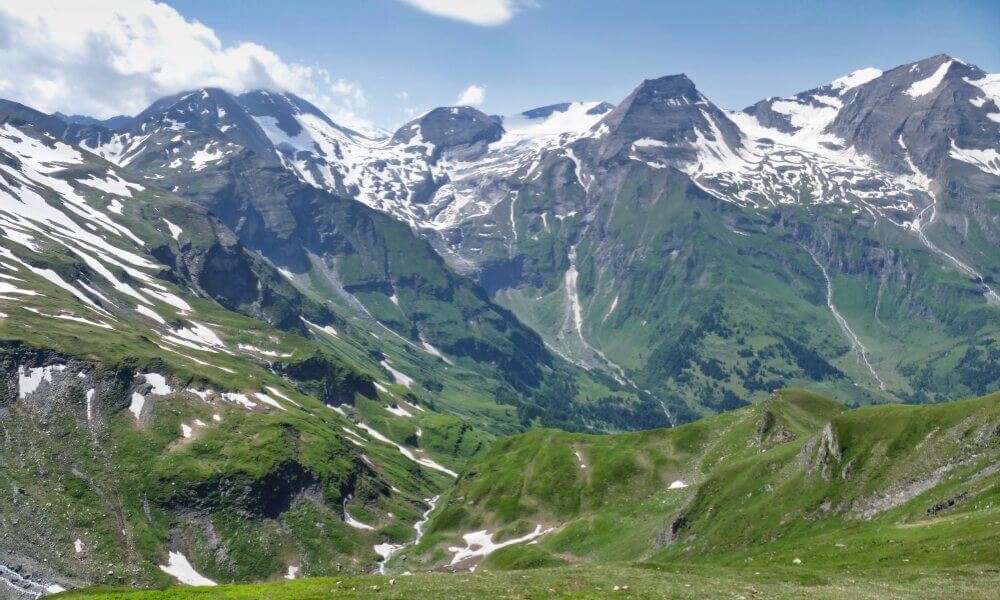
[520,102,574,119]
[828,54,999,176]
[593,74,744,161]
[586,101,615,116]
[391,106,503,156]
[51,112,134,129]
[238,90,338,138]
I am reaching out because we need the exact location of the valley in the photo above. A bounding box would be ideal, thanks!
[0,35,996,599]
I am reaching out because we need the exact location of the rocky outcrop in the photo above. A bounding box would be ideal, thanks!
[755,409,799,450]
[798,422,844,481]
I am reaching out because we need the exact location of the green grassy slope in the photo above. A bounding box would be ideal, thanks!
[398,389,999,573]
[52,563,1000,600]
[54,389,1000,599]
[0,120,494,589]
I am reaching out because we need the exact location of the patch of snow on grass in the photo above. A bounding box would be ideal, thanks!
[168,322,226,349]
[143,373,172,396]
[356,422,458,477]
[448,525,555,568]
[136,304,166,324]
[668,480,688,489]
[142,288,191,312]
[254,392,289,411]
[76,171,144,197]
[301,317,338,338]
[265,386,301,406]
[129,392,145,419]
[222,392,256,409]
[343,498,375,530]
[162,219,182,240]
[238,343,293,358]
[420,336,454,364]
[380,359,414,388]
[158,551,217,586]
[385,404,413,418]
[187,388,214,401]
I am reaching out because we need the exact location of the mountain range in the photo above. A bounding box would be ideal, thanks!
[0,53,996,595]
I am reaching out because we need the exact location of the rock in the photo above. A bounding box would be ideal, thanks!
[792,557,802,564]
[927,491,969,516]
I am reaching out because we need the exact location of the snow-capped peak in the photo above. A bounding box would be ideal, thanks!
[499,101,612,145]
[830,67,883,93]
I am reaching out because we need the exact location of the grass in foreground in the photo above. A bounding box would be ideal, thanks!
[54,563,1000,599]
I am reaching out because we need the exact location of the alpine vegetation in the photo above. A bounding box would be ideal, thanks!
[0,3,997,598]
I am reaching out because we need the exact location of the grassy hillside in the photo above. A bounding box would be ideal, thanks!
[52,563,1000,599]
[0,120,493,590]
[394,389,999,573]
[52,389,1000,598]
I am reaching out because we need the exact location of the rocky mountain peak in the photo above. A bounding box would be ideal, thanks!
[391,106,503,151]
[828,54,997,175]
[594,73,744,162]
[237,90,364,143]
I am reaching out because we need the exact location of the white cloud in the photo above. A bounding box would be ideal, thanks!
[0,0,372,130]
[399,0,530,26]
[456,84,486,107]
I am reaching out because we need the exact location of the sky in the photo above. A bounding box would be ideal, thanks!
[0,0,997,132]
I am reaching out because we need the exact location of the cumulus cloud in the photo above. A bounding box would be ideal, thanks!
[456,84,486,107]
[0,0,372,130]
[399,0,531,26]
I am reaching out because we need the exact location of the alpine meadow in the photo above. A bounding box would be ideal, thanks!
[0,1,996,598]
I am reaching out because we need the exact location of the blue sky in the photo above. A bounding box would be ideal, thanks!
[165,0,1000,129]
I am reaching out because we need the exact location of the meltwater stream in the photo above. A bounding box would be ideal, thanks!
[374,495,441,574]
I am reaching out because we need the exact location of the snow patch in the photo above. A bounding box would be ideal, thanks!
[948,140,1000,176]
[162,219,183,240]
[222,392,256,409]
[17,365,65,399]
[385,404,413,418]
[254,392,289,411]
[380,359,414,388]
[343,498,375,530]
[830,68,882,93]
[85,389,95,421]
[128,393,146,419]
[905,61,953,98]
[158,551,217,586]
[448,525,555,568]
[355,422,458,477]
